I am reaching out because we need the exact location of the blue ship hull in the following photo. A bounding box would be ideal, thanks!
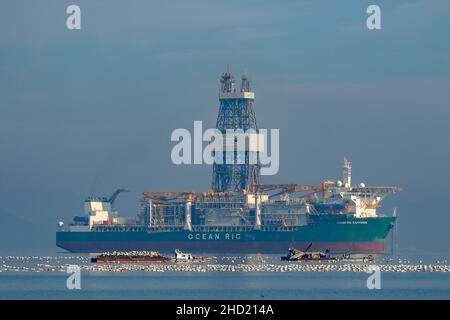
[56,216,395,254]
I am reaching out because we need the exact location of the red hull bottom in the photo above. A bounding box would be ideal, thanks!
[57,241,385,254]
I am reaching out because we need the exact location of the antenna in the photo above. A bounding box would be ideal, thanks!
[241,70,251,92]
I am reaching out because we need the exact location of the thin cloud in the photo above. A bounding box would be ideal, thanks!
[229,27,288,42]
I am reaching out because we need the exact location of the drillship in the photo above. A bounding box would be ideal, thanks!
[56,69,401,253]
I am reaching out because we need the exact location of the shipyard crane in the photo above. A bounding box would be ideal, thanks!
[108,188,130,208]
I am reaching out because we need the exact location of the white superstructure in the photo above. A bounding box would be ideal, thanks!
[67,190,129,231]
[84,198,113,228]
[318,158,401,218]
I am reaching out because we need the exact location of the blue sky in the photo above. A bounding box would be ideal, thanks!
[0,0,449,252]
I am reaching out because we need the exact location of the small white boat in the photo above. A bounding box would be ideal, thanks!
[174,249,194,262]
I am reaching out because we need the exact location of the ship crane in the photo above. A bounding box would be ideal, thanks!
[108,188,130,209]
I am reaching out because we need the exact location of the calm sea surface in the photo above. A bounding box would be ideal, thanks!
[1,271,450,300]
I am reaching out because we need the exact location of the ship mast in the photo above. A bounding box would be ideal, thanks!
[343,157,352,188]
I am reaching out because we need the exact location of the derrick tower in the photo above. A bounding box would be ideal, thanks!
[211,68,260,192]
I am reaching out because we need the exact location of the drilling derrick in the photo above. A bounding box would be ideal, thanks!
[212,68,260,193]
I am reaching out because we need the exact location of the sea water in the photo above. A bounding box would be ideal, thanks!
[0,251,449,300]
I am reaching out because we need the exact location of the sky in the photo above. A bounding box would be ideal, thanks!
[0,0,449,253]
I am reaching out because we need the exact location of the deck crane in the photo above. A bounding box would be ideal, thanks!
[108,188,130,209]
